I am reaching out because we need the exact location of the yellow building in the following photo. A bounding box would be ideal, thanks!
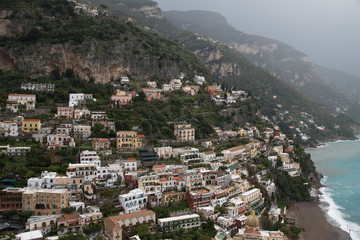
[238,128,248,137]
[116,131,143,151]
[162,191,187,206]
[22,189,69,216]
[22,119,41,133]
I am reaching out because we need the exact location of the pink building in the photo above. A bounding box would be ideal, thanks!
[57,107,74,119]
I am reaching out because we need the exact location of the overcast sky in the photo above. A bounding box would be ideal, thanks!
[156,0,360,77]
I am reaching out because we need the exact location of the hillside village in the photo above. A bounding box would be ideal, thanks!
[0,72,314,240]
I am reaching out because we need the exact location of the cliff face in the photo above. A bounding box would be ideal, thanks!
[0,42,181,83]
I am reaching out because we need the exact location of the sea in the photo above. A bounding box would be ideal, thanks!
[306,138,360,240]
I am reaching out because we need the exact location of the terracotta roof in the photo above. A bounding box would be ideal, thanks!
[203,151,215,155]
[57,212,80,222]
[124,159,136,162]
[96,138,110,142]
[9,94,35,97]
[173,177,184,181]
[137,134,145,138]
[153,164,166,168]
[103,211,155,229]
[23,119,40,122]
[244,229,261,236]
[2,121,15,123]
[159,178,169,182]
[229,145,245,152]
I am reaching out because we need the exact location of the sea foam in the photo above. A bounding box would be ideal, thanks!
[319,180,360,240]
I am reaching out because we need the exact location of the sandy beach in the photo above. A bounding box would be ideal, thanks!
[292,202,351,240]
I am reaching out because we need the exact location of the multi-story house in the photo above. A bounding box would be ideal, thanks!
[26,215,59,234]
[0,121,19,137]
[182,170,203,187]
[47,134,75,148]
[187,188,214,210]
[73,108,91,119]
[56,125,72,135]
[124,158,137,171]
[22,119,41,133]
[116,131,143,152]
[158,214,201,232]
[97,163,123,187]
[22,189,69,216]
[92,138,111,151]
[57,212,82,235]
[170,79,182,90]
[162,191,187,206]
[32,127,52,143]
[174,122,195,141]
[80,150,101,168]
[226,198,246,218]
[119,188,147,213]
[6,94,36,112]
[138,174,162,205]
[180,151,203,165]
[142,88,161,101]
[154,146,173,159]
[69,93,93,107]
[205,86,220,97]
[221,145,246,161]
[147,81,157,88]
[215,171,232,187]
[182,85,200,96]
[21,83,55,92]
[66,164,97,182]
[162,84,174,92]
[0,188,24,212]
[56,107,74,119]
[73,125,91,139]
[0,145,31,156]
[80,206,103,225]
[111,90,132,107]
[103,210,156,240]
[240,188,264,210]
[53,175,84,190]
[91,112,107,121]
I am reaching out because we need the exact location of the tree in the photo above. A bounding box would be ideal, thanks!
[61,207,75,214]
[131,224,149,239]
[59,233,86,240]
[2,209,18,219]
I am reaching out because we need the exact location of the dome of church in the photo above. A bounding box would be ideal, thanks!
[246,210,260,229]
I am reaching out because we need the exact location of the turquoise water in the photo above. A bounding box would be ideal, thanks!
[307,139,360,239]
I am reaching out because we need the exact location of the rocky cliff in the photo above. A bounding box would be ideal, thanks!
[0,3,210,83]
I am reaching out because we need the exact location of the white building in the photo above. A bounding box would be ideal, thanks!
[67,164,97,182]
[0,121,18,137]
[119,188,147,213]
[47,134,75,148]
[124,159,137,171]
[162,84,174,92]
[154,146,173,159]
[193,75,205,85]
[97,164,122,188]
[158,214,201,232]
[69,93,93,107]
[80,150,101,168]
[7,94,36,112]
[120,77,130,84]
[170,79,182,90]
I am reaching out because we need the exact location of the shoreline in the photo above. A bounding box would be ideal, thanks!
[292,201,351,240]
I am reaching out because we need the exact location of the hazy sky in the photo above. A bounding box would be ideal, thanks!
[156,0,360,77]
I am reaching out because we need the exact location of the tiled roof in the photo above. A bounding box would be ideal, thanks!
[229,145,245,152]
[173,177,184,181]
[23,119,40,122]
[96,138,110,142]
[57,212,80,222]
[103,210,155,230]
[153,164,166,168]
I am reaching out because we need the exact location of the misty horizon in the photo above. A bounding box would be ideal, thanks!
[156,0,360,77]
